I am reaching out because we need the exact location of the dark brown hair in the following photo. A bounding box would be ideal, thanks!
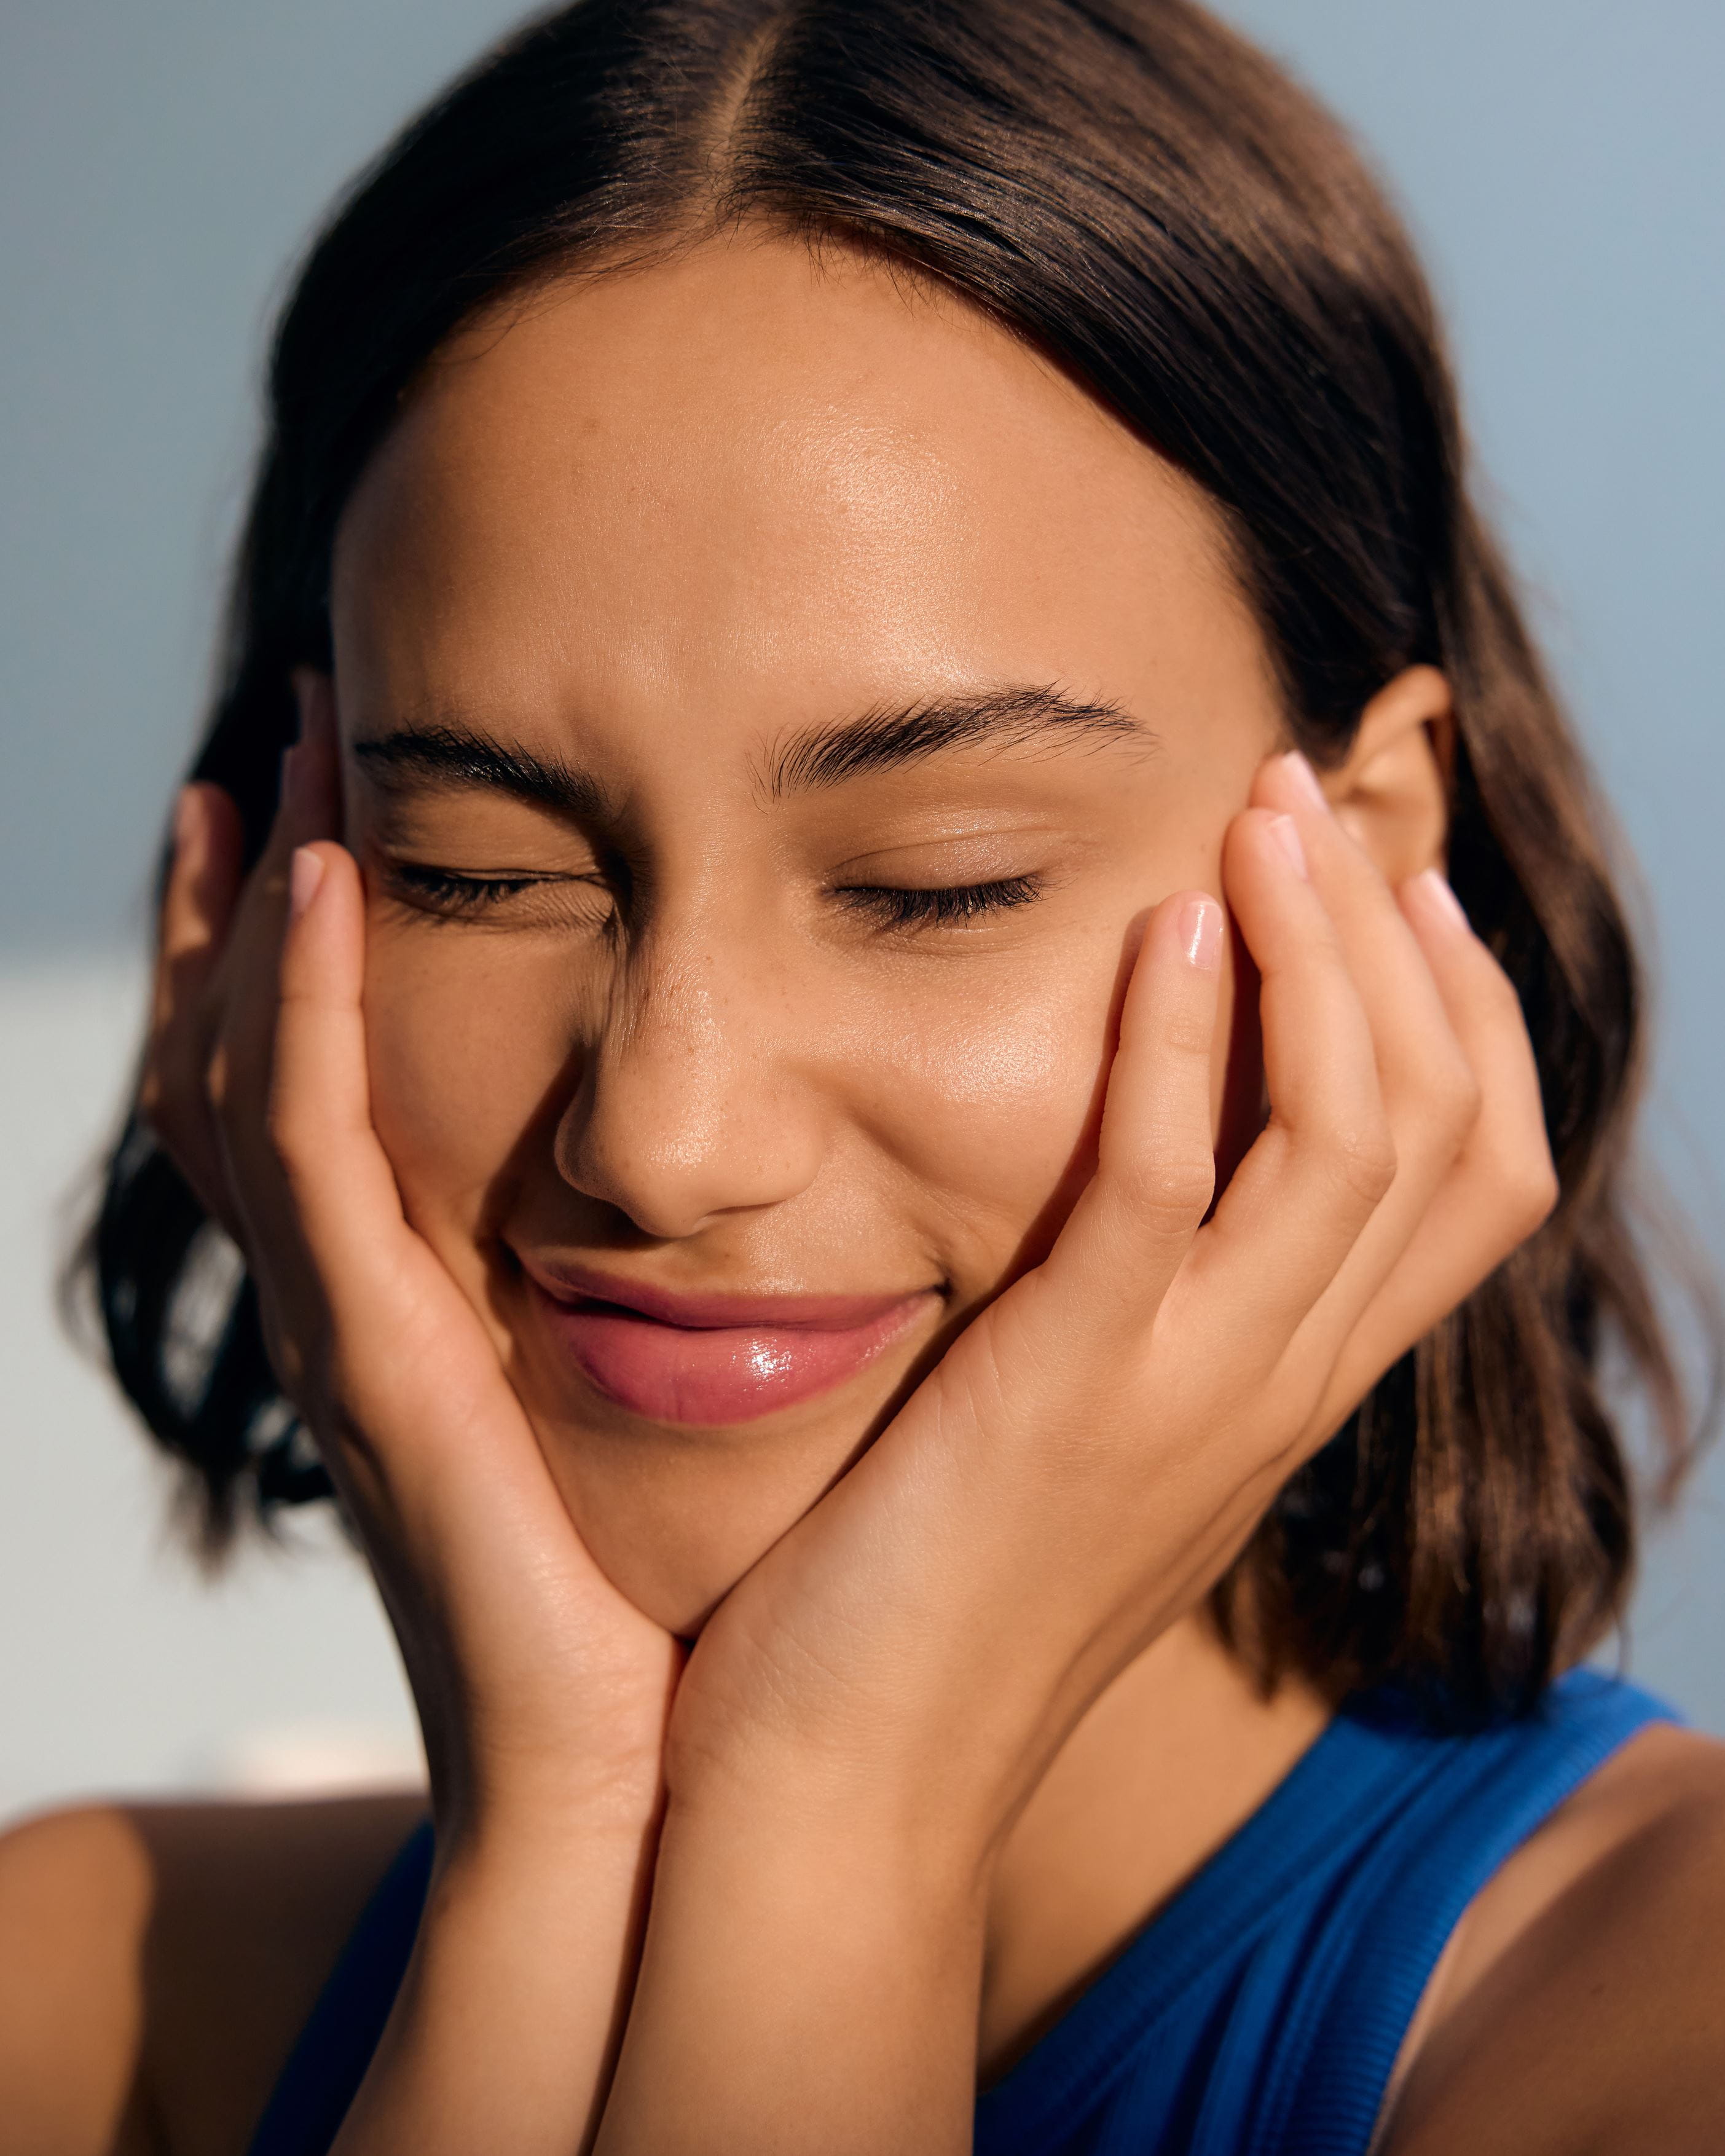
[81,0,1715,1720]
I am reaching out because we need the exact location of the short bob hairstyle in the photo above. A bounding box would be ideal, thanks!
[83,0,1713,1722]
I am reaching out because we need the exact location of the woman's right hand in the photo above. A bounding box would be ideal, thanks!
[140,682,680,1844]
[143,682,682,2150]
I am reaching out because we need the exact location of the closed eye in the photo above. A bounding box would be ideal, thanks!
[395,864,543,906]
[831,876,1044,931]
[381,860,611,922]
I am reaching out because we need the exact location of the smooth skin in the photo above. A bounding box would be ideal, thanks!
[5,234,1724,2156]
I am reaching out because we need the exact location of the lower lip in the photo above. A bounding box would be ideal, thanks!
[530,1285,933,1426]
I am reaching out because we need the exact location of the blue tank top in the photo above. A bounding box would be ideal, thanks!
[248,1668,1669,2156]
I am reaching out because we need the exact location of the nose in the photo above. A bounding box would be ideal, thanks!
[554,934,826,1240]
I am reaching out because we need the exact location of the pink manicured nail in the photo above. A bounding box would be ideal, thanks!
[1281,751,1331,814]
[1179,894,1224,972]
[1267,814,1308,879]
[1411,867,1468,932]
[289,846,326,919]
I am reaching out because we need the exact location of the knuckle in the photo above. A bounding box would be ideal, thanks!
[1324,1119,1397,1208]
[1118,1146,1216,1227]
[1471,1115,1560,1241]
[1511,1151,1561,1235]
[1160,1008,1215,1064]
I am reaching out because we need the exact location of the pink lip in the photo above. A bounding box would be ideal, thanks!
[521,1260,938,1426]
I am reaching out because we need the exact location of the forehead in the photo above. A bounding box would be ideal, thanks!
[331,233,1259,739]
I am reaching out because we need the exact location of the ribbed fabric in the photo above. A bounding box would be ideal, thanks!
[972,1670,1668,2156]
[248,1669,1668,2156]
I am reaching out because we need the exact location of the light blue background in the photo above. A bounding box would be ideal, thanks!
[1,3,1720,1809]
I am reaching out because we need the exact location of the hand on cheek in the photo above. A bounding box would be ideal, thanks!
[670,750,1555,1854]
[144,685,682,1845]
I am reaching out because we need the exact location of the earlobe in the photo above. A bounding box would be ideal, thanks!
[1324,664,1452,884]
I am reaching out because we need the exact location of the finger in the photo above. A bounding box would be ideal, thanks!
[1244,753,1482,1358]
[267,840,414,1287]
[1187,806,1397,1335]
[140,782,246,1227]
[1397,868,1554,1248]
[1040,889,1223,1319]
[265,841,543,1510]
[1307,869,1557,1430]
[208,675,342,1192]
[1254,752,1479,1170]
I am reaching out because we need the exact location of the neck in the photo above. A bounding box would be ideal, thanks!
[979,1615,1330,2079]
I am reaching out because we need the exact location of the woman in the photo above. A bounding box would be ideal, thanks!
[2,1,1721,2150]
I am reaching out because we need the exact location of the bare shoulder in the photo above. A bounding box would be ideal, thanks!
[1385,1721,1725,2155]
[0,1788,425,2156]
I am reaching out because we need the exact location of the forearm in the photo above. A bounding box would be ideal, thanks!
[330,1799,659,2156]
[594,1782,989,2156]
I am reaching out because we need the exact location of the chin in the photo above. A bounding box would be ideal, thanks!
[500,1269,954,1631]
[541,1414,871,1636]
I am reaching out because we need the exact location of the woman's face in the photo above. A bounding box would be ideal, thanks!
[331,234,1283,1631]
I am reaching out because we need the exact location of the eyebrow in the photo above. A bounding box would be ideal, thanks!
[765,685,1156,797]
[351,683,1156,817]
[352,725,613,822]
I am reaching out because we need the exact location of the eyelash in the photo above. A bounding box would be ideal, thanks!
[386,861,1045,932]
[386,863,585,913]
[832,876,1045,930]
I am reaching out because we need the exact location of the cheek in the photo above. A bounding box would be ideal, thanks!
[362,929,572,1247]
[852,942,1123,1289]
[857,913,1238,1298]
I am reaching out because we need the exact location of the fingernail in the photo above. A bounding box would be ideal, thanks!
[1179,894,1224,972]
[289,846,326,919]
[1268,814,1308,879]
[1411,866,1468,932]
[1281,751,1331,815]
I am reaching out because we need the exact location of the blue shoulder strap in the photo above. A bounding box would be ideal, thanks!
[975,1670,1672,2156]
[1260,1671,1670,2154]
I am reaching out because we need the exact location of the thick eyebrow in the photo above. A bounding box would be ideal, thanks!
[351,725,611,822]
[766,685,1157,798]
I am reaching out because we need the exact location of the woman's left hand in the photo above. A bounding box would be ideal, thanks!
[595,750,1557,2153]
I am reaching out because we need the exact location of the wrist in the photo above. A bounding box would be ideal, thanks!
[661,1742,999,1918]
[434,1753,665,1867]
[597,1776,991,2154]
[666,1632,1071,1871]
[663,1680,1061,1882]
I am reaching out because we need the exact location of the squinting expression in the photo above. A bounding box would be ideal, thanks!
[329,233,1283,1631]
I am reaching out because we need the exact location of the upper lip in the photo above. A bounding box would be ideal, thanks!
[522,1257,938,1332]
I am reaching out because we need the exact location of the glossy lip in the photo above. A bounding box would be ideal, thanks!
[519,1257,940,1427]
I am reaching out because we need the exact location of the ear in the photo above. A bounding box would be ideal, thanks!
[1319,664,1452,883]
